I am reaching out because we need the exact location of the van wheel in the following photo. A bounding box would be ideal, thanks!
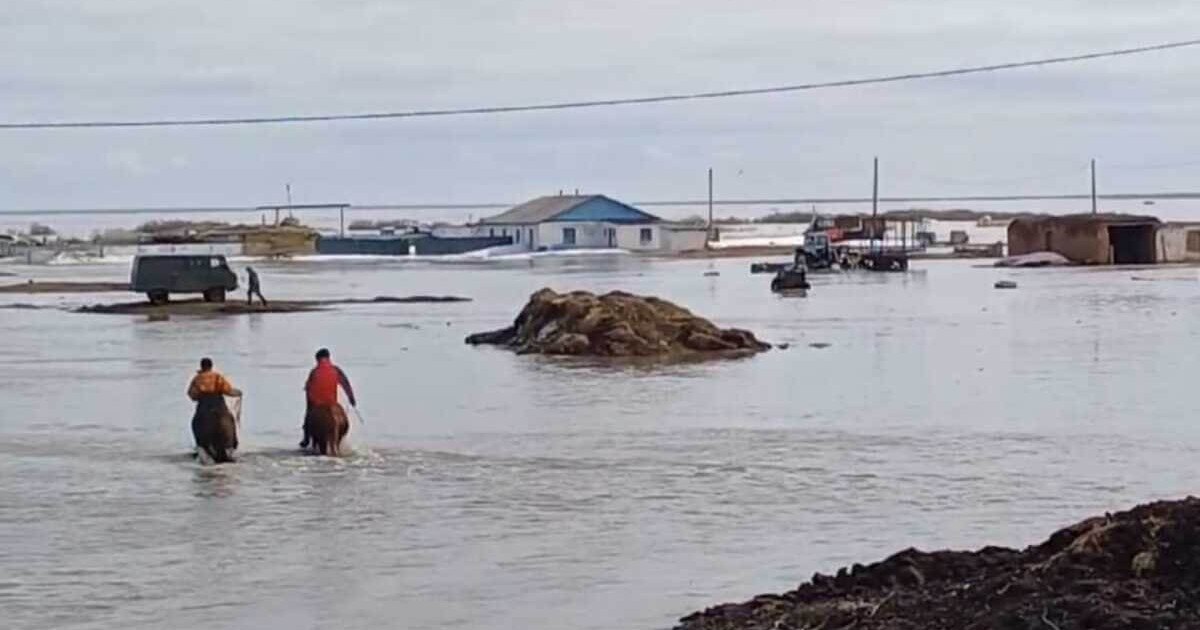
[148,291,168,305]
[203,288,226,303]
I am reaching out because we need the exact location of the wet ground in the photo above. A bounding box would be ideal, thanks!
[2,254,1200,630]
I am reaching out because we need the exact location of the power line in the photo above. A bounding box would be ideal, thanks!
[2,38,1198,130]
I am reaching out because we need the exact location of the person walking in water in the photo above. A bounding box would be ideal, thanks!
[246,266,267,306]
[187,358,243,462]
[300,348,358,454]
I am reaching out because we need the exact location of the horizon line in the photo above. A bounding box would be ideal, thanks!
[0,191,1195,216]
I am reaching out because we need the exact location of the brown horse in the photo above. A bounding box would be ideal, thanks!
[304,403,349,456]
[192,395,238,463]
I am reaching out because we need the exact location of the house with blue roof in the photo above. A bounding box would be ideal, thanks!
[478,194,707,252]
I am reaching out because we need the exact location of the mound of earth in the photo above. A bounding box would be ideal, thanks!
[465,288,769,357]
[677,497,1200,630]
[78,300,324,315]
[77,295,470,315]
[0,281,129,294]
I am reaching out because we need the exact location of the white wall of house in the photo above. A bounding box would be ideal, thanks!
[477,221,705,252]
[1157,224,1200,262]
[661,226,709,252]
[537,221,612,249]
[613,224,661,251]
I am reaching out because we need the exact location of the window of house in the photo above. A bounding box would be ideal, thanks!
[1188,231,1200,253]
[562,227,576,245]
[515,230,521,243]
[640,228,653,244]
[489,228,495,237]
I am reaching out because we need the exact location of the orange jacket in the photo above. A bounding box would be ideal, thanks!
[188,370,237,400]
[305,359,356,407]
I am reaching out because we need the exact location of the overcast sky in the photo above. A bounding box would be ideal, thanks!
[1,1,1199,211]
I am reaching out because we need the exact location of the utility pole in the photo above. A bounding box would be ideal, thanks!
[286,183,292,206]
[1090,159,1097,214]
[707,168,714,243]
[872,156,879,218]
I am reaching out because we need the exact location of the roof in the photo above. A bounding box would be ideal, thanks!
[1010,213,1160,227]
[480,195,660,225]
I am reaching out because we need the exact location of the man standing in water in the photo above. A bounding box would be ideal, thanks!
[246,266,267,306]
[187,358,243,462]
[300,348,358,450]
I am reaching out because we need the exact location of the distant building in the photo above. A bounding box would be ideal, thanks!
[478,194,706,252]
[1156,222,1200,263]
[1007,214,1159,264]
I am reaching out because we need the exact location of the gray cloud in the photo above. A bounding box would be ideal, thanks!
[0,0,1198,211]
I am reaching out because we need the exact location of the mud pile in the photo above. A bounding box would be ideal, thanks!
[466,288,769,358]
[0,281,129,294]
[677,498,1200,630]
[78,295,470,316]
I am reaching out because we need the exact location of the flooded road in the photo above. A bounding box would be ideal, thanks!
[3,255,1200,629]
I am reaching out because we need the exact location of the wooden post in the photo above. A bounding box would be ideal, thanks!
[872,157,879,253]
[1091,159,1098,214]
[872,157,879,218]
[707,168,714,244]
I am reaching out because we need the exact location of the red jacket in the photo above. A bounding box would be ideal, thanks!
[305,359,356,407]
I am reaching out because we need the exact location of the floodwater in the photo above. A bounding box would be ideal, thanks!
[3,254,1200,630]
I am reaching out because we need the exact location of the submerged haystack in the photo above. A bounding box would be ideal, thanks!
[677,497,1200,630]
[466,288,769,358]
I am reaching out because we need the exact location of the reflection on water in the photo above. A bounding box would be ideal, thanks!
[192,462,239,499]
[3,259,1200,629]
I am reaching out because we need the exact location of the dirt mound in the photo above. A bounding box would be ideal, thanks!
[0,281,129,294]
[466,288,769,358]
[677,497,1200,630]
[77,295,470,316]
